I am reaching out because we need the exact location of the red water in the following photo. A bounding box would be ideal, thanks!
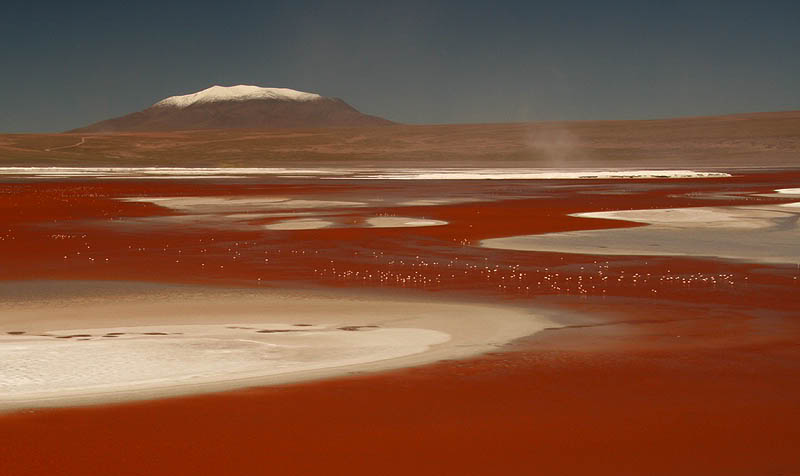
[1,172,799,475]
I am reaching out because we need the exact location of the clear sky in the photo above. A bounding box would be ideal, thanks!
[2,0,799,132]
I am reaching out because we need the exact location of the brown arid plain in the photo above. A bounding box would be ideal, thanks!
[1,112,800,476]
[1,110,799,167]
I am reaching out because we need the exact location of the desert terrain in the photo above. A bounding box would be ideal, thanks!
[0,114,799,475]
[1,110,799,168]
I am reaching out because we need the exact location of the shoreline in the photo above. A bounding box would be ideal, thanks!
[2,171,799,474]
[0,280,558,412]
[482,201,800,265]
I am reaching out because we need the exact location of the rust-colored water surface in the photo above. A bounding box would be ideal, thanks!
[1,171,799,475]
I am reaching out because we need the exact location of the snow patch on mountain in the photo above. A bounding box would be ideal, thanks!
[153,85,323,108]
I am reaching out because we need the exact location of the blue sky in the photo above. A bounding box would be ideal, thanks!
[1,0,799,132]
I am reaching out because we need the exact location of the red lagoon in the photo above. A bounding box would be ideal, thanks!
[1,171,799,475]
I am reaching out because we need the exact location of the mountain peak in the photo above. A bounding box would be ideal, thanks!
[68,85,393,132]
[153,85,323,109]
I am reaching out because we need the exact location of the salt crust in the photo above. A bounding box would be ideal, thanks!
[346,169,731,180]
[1,324,447,399]
[114,197,450,231]
[261,216,448,230]
[482,201,800,264]
[263,218,334,230]
[0,282,555,410]
[0,167,730,180]
[365,217,448,228]
[118,196,365,213]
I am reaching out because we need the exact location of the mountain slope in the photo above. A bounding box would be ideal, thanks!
[70,85,394,132]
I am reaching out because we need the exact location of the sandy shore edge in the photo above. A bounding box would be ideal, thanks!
[481,202,800,264]
[0,281,557,411]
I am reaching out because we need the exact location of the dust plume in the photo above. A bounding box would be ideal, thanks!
[524,124,584,167]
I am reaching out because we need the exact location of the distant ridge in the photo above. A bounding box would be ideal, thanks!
[69,85,394,132]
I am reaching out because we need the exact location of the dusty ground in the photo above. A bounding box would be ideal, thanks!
[1,170,799,475]
[1,110,799,167]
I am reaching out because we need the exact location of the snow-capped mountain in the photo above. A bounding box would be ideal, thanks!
[152,85,323,108]
[70,85,393,132]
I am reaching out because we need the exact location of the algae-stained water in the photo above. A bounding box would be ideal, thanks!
[2,169,800,476]
[1,169,798,302]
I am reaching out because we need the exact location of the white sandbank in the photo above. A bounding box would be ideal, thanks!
[574,207,783,229]
[482,203,800,264]
[1,324,447,402]
[263,218,334,230]
[344,169,731,180]
[115,195,451,231]
[0,167,349,177]
[112,196,364,231]
[0,167,730,180]
[366,217,448,228]
[0,281,555,410]
[261,216,448,230]
[118,196,366,213]
[398,198,479,206]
